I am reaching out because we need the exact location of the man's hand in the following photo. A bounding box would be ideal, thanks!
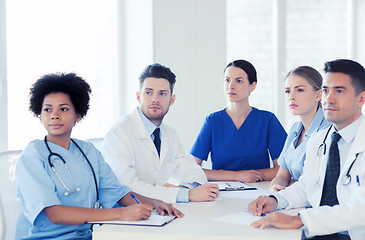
[248,195,278,216]
[163,183,179,188]
[250,212,303,229]
[189,183,219,202]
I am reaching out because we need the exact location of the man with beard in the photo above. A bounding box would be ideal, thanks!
[248,59,365,240]
[102,63,219,203]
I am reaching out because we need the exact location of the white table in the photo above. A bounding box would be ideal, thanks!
[93,181,302,240]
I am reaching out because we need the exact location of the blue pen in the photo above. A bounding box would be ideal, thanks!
[130,193,141,204]
[356,175,360,186]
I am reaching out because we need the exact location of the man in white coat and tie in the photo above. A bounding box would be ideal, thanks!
[248,59,365,240]
[102,63,219,203]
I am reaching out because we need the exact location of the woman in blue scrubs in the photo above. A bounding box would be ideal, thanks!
[16,73,183,240]
[270,66,331,192]
[190,60,287,182]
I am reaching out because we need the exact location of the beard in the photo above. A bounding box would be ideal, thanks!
[142,105,169,124]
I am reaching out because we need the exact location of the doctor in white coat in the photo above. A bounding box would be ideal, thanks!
[102,63,219,203]
[248,59,365,240]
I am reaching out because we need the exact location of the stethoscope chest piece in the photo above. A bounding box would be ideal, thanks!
[342,175,351,186]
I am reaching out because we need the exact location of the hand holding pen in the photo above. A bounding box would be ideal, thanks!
[130,193,141,204]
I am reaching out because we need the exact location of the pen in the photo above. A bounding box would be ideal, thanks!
[356,175,360,186]
[244,209,266,216]
[130,193,141,204]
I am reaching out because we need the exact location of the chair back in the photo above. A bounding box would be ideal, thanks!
[85,138,104,152]
[0,150,22,240]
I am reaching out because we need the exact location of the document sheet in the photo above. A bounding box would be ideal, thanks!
[88,211,176,227]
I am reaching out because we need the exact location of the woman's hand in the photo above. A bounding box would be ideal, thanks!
[152,200,184,218]
[235,170,266,182]
[115,204,153,221]
[270,184,286,193]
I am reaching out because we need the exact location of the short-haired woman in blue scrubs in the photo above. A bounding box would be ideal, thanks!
[190,60,287,182]
[270,66,331,192]
[16,73,183,240]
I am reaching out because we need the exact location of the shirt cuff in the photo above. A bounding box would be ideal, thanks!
[272,194,289,209]
[176,188,189,203]
[179,181,201,189]
[298,211,309,237]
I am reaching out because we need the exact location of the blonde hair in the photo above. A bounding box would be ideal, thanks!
[286,66,322,107]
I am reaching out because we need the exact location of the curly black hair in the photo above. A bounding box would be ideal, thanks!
[29,72,92,119]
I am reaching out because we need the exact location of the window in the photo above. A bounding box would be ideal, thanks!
[6,0,116,149]
[227,0,347,130]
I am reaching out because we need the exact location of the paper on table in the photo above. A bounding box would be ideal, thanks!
[209,181,256,191]
[212,211,262,226]
[221,189,270,200]
[88,211,176,227]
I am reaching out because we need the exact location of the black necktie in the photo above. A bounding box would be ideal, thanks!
[153,128,161,157]
[315,132,341,240]
[320,132,341,206]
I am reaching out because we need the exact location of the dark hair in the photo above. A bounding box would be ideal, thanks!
[286,66,322,91]
[29,72,92,119]
[224,59,257,84]
[324,59,365,95]
[139,63,176,93]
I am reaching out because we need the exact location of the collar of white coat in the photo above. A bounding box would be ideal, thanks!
[131,107,169,141]
[338,114,365,175]
[337,114,364,152]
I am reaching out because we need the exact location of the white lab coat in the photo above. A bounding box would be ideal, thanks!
[276,116,365,239]
[102,108,207,203]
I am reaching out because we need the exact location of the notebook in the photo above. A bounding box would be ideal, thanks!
[88,211,176,227]
[210,181,257,191]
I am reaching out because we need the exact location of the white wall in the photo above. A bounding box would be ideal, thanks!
[355,0,365,114]
[115,0,153,118]
[0,0,8,152]
[151,0,227,151]
[354,0,365,65]
[2,0,365,151]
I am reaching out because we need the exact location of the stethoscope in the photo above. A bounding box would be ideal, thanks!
[44,136,102,209]
[316,126,360,186]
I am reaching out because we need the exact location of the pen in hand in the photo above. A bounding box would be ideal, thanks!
[130,193,141,204]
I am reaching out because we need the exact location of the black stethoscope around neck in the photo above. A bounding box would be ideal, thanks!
[316,126,360,186]
[44,136,102,209]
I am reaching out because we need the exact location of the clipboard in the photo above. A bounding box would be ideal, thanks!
[88,211,176,227]
[210,181,257,191]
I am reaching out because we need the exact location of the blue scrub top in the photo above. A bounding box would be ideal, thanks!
[190,108,287,171]
[278,108,331,180]
[16,139,131,240]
